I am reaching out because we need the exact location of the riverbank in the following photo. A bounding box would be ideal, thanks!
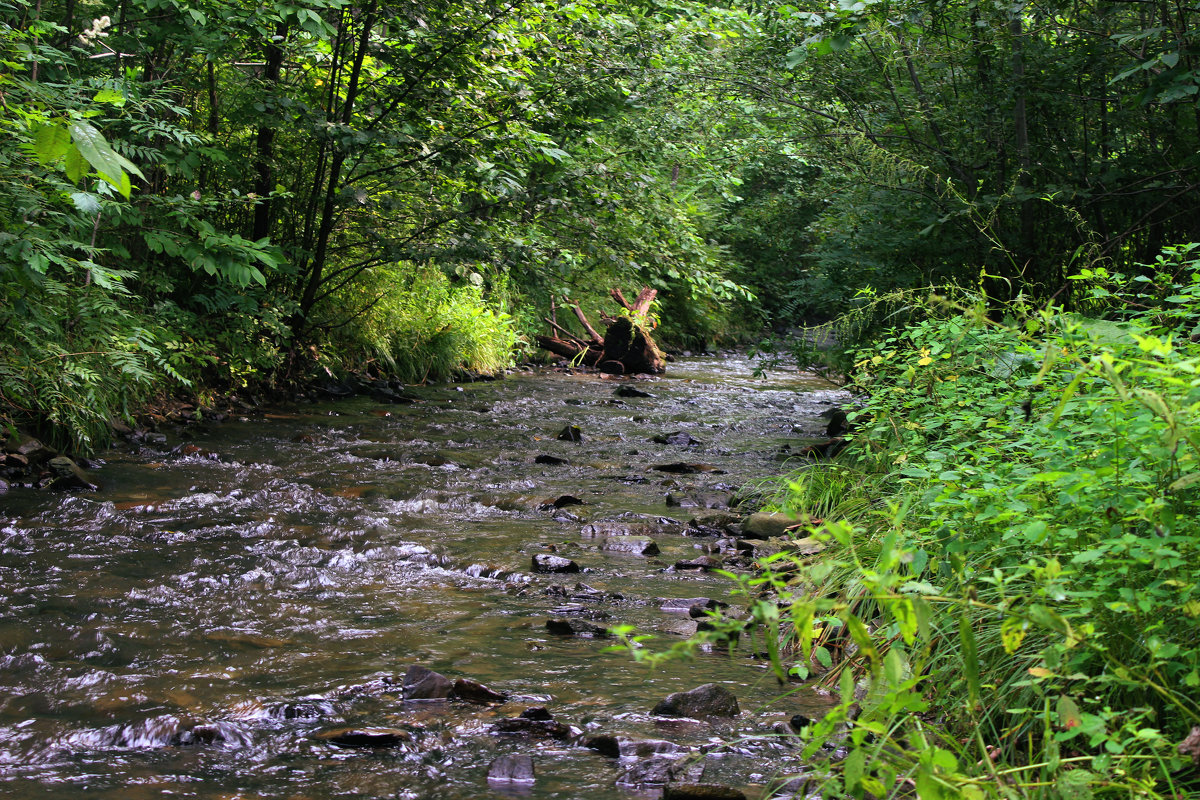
[733,304,1200,798]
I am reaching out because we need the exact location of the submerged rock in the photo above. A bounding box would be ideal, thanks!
[664,785,748,800]
[673,556,723,572]
[616,756,691,787]
[490,716,580,740]
[653,462,723,474]
[546,618,610,638]
[652,684,740,719]
[532,553,580,574]
[487,754,535,783]
[614,385,654,398]
[316,727,412,748]
[653,432,704,448]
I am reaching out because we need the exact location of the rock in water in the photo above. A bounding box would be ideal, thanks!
[741,512,804,539]
[546,618,610,637]
[615,385,654,398]
[532,553,580,573]
[663,785,748,800]
[402,665,453,700]
[316,727,412,748]
[615,756,684,787]
[47,456,99,491]
[452,677,507,705]
[487,754,535,783]
[652,684,740,718]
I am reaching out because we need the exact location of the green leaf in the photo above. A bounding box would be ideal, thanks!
[1168,472,1200,492]
[65,145,87,183]
[32,123,71,165]
[92,88,127,106]
[71,192,101,214]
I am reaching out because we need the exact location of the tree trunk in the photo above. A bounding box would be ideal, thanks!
[536,288,666,375]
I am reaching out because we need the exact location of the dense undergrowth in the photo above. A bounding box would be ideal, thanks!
[724,249,1200,798]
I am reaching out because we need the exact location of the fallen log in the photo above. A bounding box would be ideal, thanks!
[535,288,666,375]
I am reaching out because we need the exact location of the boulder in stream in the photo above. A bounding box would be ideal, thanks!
[402,665,454,700]
[615,385,654,398]
[546,618,610,638]
[46,456,99,491]
[600,538,660,556]
[487,754,535,783]
[652,683,740,719]
[532,553,580,573]
[673,556,723,572]
[741,512,804,539]
[453,677,508,705]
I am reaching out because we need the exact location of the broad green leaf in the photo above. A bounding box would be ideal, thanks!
[92,88,126,106]
[32,123,71,165]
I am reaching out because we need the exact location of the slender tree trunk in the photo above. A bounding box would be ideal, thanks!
[1009,12,1037,287]
[297,2,377,323]
[252,22,288,242]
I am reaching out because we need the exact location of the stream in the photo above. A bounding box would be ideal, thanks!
[0,353,848,799]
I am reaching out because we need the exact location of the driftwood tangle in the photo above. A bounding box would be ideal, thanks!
[536,287,666,375]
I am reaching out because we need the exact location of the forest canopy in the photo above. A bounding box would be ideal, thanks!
[1,0,1197,448]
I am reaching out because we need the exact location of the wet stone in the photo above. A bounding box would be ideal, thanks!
[653,432,704,448]
[535,454,570,466]
[452,677,507,705]
[653,462,723,474]
[402,665,454,700]
[615,756,686,787]
[546,618,609,638]
[315,727,412,748]
[742,512,804,540]
[600,538,660,556]
[663,784,748,800]
[614,385,654,398]
[519,706,554,721]
[652,683,740,719]
[532,553,580,574]
[487,754,535,783]
[673,556,723,572]
[660,597,724,614]
[490,717,580,740]
[46,456,99,492]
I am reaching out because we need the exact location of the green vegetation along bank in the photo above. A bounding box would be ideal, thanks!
[666,252,1200,799]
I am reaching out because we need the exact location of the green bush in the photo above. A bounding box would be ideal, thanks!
[743,285,1200,797]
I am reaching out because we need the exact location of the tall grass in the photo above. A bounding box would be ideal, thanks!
[338,265,517,383]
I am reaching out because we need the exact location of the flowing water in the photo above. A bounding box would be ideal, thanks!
[0,354,848,799]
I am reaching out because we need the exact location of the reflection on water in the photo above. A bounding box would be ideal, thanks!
[0,354,847,798]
